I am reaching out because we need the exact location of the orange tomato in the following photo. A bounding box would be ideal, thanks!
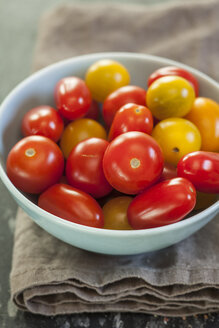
[60,118,107,159]
[185,97,219,152]
[103,196,133,230]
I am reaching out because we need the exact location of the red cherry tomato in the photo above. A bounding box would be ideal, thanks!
[84,100,100,121]
[159,162,177,182]
[103,131,164,195]
[54,77,92,120]
[127,177,196,229]
[66,138,112,198]
[108,103,153,141]
[6,136,64,194]
[147,66,199,96]
[38,183,104,228]
[103,85,147,127]
[21,105,64,142]
[177,151,219,193]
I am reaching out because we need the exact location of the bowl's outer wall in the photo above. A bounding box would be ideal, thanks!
[0,53,219,255]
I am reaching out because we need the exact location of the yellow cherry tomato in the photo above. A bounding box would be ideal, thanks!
[185,97,219,152]
[146,76,195,120]
[194,191,217,211]
[103,196,133,230]
[60,118,107,159]
[85,59,130,102]
[152,118,201,166]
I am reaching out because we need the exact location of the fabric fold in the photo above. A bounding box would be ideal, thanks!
[11,207,219,316]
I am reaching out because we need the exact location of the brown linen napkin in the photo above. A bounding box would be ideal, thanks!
[11,0,219,317]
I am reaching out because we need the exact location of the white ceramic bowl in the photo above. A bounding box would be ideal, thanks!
[0,52,218,255]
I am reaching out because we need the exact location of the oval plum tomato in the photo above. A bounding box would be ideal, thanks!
[84,100,100,121]
[185,97,219,152]
[127,177,196,229]
[177,151,219,193]
[6,136,64,194]
[54,77,92,120]
[152,118,201,166]
[103,131,164,195]
[159,162,177,182]
[60,118,107,159]
[108,103,153,141]
[66,138,112,198]
[103,85,147,127]
[38,183,104,228]
[21,105,64,142]
[103,196,133,230]
[146,76,195,120]
[85,59,130,102]
[147,66,199,96]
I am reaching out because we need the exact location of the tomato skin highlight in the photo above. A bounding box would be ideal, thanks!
[66,138,112,198]
[54,77,92,120]
[103,131,164,195]
[127,177,196,229]
[103,85,147,127]
[147,66,199,96]
[177,151,219,193]
[108,103,153,141]
[6,136,64,194]
[21,106,64,142]
[38,183,104,228]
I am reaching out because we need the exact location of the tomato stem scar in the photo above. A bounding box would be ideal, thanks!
[25,148,36,157]
[130,158,140,168]
[135,108,140,113]
[172,147,180,153]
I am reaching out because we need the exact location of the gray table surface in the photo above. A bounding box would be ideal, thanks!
[0,0,218,327]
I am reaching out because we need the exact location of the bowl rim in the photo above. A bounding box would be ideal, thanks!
[0,51,219,237]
